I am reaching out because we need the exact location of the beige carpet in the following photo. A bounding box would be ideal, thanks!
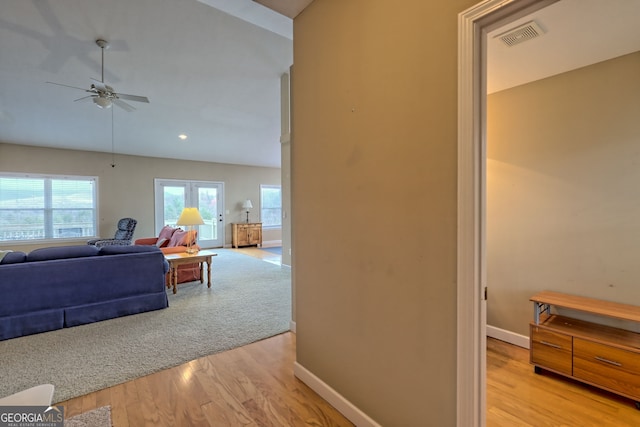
[0,249,291,403]
[65,406,111,427]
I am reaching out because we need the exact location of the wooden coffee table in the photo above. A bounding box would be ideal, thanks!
[164,250,217,294]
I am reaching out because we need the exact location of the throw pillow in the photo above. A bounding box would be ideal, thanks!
[0,251,26,264]
[27,245,100,262]
[158,225,177,241]
[155,238,169,247]
[0,250,13,263]
[168,229,187,247]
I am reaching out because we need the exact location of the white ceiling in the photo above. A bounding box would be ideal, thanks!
[487,0,640,94]
[0,0,295,168]
[1,0,638,168]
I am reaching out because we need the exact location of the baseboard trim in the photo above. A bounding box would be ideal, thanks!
[486,325,529,349]
[293,363,382,427]
[289,320,296,333]
[261,240,282,248]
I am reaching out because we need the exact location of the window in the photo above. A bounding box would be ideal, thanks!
[260,185,281,228]
[0,173,97,242]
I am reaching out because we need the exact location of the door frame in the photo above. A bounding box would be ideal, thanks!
[153,178,225,248]
[457,1,558,425]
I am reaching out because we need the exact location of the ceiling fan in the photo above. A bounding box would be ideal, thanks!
[47,39,149,112]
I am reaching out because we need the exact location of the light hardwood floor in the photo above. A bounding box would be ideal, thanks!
[59,334,640,426]
[58,332,352,426]
[59,336,640,426]
[487,337,640,426]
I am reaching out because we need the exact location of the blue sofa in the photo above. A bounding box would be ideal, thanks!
[0,244,169,341]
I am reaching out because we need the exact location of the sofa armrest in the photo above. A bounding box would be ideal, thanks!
[135,237,159,246]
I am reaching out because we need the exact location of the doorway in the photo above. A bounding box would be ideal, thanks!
[457,1,557,426]
[154,179,225,248]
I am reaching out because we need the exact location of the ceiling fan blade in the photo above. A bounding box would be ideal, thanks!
[46,81,87,91]
[73,95,94,102]
[113,99,136,112]
[117,93,149,103]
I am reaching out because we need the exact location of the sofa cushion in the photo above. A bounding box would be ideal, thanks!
[27,245,100,262]
[0,251,26,265]
[99,245,162,255]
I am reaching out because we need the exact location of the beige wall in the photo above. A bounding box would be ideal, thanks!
[487,51,640,336]
[0,143,281,252]
[292,0,476,425]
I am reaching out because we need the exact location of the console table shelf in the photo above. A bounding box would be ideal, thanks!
[530,291,640,409]
[532,290,640,323]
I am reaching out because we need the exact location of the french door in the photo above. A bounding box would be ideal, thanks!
[154,179,224,248]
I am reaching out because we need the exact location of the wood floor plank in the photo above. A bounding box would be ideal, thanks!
[238,340,349,426]
[94,387,112,410]
[133,376,164,427]
[122,380,145,427]
[202,348,293,426]
[142,366,180,426]
[487,337,640,427]
[194,360,254,425]
[79,390,96,413]
[60,393,83,418]
[107,384,130,427]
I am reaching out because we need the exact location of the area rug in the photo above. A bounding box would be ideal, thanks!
[0,249,291,403]
[65,406,112,427]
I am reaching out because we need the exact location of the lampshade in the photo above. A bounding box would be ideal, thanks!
[242,199,253,209]
[176,207,204,226]
[93,96,112,109]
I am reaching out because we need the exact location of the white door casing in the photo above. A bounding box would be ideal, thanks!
[457,1,557,426]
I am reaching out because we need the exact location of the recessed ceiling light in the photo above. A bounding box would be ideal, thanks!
[178,134,188,140]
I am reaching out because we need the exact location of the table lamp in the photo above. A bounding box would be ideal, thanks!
[176,207,204,254]
[242,199,253,223]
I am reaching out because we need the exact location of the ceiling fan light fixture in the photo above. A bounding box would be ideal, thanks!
[93,96,112,109]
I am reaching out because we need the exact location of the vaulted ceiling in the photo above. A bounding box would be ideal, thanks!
[1,0,638,168]
[0,0,297,168]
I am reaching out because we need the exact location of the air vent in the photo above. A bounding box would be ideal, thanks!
[495,20,545,47]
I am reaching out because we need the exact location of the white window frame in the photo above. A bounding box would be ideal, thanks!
[0,172,98,244]
[260,184,282,229]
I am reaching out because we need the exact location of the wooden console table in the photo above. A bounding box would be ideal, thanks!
[530,291,640,409]
[164,250,217,294]
[231,222,262,248]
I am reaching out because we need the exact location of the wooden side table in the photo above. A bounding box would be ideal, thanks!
[164,250,217,294]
